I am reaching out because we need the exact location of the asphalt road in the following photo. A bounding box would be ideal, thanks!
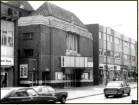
[66,88,138,104]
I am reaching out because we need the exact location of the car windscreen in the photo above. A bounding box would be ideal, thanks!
[1,89,12,99]
[32,87,40,91]
[107,82,121,87]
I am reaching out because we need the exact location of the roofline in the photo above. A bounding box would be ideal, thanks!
[1,1,34,12]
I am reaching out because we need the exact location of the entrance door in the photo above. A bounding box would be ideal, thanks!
[29,72,36,86]
[64,74,76,88]
[1,72,8,87]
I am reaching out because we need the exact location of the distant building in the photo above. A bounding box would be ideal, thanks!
[1,1,34,87]
[86,24,137,85]
[18,2,93,88]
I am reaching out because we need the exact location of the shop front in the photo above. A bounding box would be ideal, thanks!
[99,64,121,84]
[1,57,14,87]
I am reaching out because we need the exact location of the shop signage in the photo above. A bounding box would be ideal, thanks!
[20,64,28,78]
[99,64,120,70]
[1,57,14,66]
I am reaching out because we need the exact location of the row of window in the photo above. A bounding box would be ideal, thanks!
[99,49,135,61]
[99,32,135,49]
[1,30,13,47]
[8,8,24,17]
[124,54,135,61]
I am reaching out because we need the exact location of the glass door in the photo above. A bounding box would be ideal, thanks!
[29,72,36,86]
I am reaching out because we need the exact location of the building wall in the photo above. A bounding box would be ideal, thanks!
[18,22,93,87]
[86,24,137,84]
[1,2,32,17]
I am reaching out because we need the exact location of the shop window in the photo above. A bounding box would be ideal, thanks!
[83,73,88,80]
[23,33,34,40]
[55,72,63,80]
[99,49,103,56]
[115,37,120,45]
[89,70,93,79]
[24,49,33,57]
[115,52,120,59]
[66,33,79,53]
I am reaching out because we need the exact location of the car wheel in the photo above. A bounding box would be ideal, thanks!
[128,91,130,96]
[120,92,124,97]
[61,96,66,104]
[105,95,108,98]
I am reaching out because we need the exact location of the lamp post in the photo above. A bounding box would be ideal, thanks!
[105,24,122,86]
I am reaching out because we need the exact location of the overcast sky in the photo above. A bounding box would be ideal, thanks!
[28,1,137,40]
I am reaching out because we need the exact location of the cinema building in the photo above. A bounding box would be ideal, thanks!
[1,1,34,87]
[18,2,93,88]
[86,24,137,85]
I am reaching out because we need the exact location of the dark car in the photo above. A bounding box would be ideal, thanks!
[104,81,131,98]
[1,87,57,104]
[32,86,68,104]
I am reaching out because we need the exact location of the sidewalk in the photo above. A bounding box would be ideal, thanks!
[56,82,137,100]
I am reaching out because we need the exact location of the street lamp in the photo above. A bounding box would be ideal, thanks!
[105,24,122,86]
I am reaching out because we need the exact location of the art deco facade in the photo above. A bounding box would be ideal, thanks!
[18,2,93,88]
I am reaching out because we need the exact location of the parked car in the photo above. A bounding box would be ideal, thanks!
[32,86,68,104]
[1,87,57,104]
[104,81,131,98]
[131,96,138,104]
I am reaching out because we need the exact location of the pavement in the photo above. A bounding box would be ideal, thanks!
[56,82,137,100]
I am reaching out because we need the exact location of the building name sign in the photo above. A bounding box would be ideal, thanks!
[1,57,14,66]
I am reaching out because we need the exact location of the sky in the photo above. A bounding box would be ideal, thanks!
[27,1,137,40]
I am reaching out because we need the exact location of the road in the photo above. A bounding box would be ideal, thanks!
[66,88,137,104]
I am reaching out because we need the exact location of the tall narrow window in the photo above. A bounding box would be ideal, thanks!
[110,36,114,42]
[107,35,110,42]
[110,51,114,58]
[66,33,79,53]
[73,36,78,52]
[99,49,103,56]
[66,34,69,50]
[124,54,128,60]
[115,52,120,59]
[131,44,135,49]
[1,31,7,46]
[115,38,120,45]
[99,32,102,39]
[7,31,13,47]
